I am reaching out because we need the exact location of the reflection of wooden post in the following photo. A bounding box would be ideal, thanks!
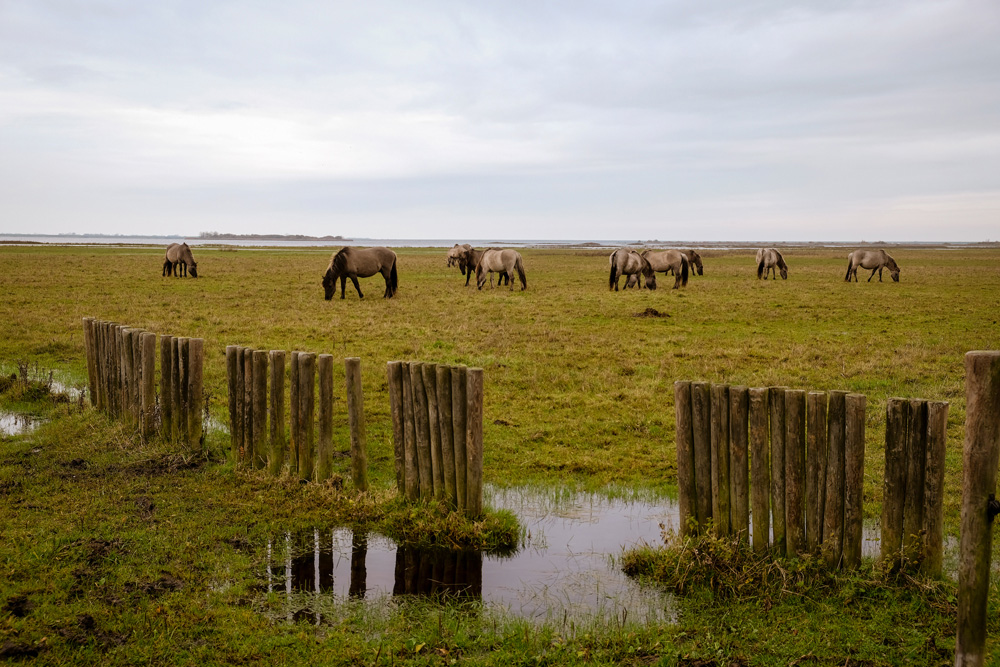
[881,398,907,569]
[410,363,432,500]
[251,349,267,467]
[922,401,948,578]
[422,364,444,500]
[188,338,204,451]
[452,366,468,513]
[710,384,731,536]
[269,351,286,476]
[226,345,239,460]
[387,362,405,493]
[902,399,928,559]
[316,354,334,482]
[843,393,866,568]
[674,381,696,536]
[289,352,299,473]
[140,333,156,438]
[691,382,712,533]
[297,353,315,481]
[784,389,806,557]
[401,363,419,501]
[437,366,456,507]
[466,367,484,518]
[823,391,847,568]
[806,391,827,552]
[748,388,769,552]
[955,352,1000,667]
[729,386,749,542]
[345,357,368,492]
[769,387,788,555]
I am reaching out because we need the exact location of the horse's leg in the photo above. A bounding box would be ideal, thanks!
[867,267,877,282]
[340,275,347,299]
[351,275,364,298]
[878,267,884,282]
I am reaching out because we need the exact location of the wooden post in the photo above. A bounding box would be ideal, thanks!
[387,361,406,494]
[674,381,697,536]
[451,365,468,513]
[269,351,286,476]
[82,318,97,407]
[242,348,253,464]
[188,338,204,451]
[769,386,788,554]
[902,399,928,561]
[881,398,908,569]
[843,393,866,569]
[111,325,121,417]
[806,391,828,553]
[749,388,770,552]
[345,357,368,492]
[226,346,239,461]
[422,363,444,500]
[729,386,750,542]
[140,333,156,438]
[123,328,135,424]
[437,365,457,507]
[823,390,847,568]
[178,337,190,442]
[316,355,334,482]
[297,353,315,481]
[410,363,433,500]
[466,367,484,518]
[784,389,806,557]
[922,400,948,578]
[91,320,102,410]
[289,352,299,473]
[131,330,142,424]
[251,349,267,467]
[402,362,419,501]
[691,382,713,533]
[955,351,1000,667]
[170,337,181,441]
[710,384,731,536]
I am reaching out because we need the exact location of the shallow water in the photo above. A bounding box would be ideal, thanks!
[0,411,42,436]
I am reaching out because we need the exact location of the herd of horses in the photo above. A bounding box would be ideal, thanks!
[161,242,902,299]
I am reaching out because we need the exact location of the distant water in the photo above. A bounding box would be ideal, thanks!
[0,235,623,249]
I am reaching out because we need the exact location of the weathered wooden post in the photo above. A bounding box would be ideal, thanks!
[466,367,484,518]
[289,352,299,473]
[251,349,267,467]
[922,401,948,578]
[345,357,368,492]
[710,383,731,536]
[297,353,315,481]
[674,381,697,536]
[437,365,457,507]
[691,382,713,533]
[131,330,142,423]
[316,354,334,482]
[955,351,1000,667]
[188,338,204,451]
[451,365,468,513]
[177,337,190,442]
[784,389,806,557]
[881,398,908,569]
[402,362,419,501]
[769,386,788,554]
[269,351,286,476]
[122,328,135,424]
[843,393,866,568]
[823,390,847,568]
[729,385,750,542]
[748,388,770,552]
[82,318,98,407]
[225,346,239,460]
[902,399,928,559]
[242,348,253,463]
[387,361,405,493]
[806,391,827,553]
[140,332,156,438]
[422,363,444,500]
[410,363,433,500]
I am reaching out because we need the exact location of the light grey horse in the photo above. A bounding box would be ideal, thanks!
[756,248,788,280]
[844,248,900,282]
[322,246,398,299]
[609,248,656,291]
[641,249,689,289]
[163,243,198,277]
[447,243,472,269]
[476,248,527,290]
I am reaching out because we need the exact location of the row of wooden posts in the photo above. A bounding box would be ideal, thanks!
[225,347,368,490]
[81,317,204,448]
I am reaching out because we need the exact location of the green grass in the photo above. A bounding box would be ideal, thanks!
[2,243,1000,664]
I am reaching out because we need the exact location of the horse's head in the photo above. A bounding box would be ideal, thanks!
[689,251,704,275]
[189,262,198,278]
[886,256,900,282]
[779,265,787,280]
[322,269,337,300]
[890,268,900,282]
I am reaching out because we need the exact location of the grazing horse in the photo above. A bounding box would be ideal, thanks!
[756,248,788,280]
[459,247,508,287]
[641,249,689,289]
[683,250,704,276]
[162,242,198,277]
[844,248,900,283]
[476,248,527,290]
[609,248,656,291]
[322,246,398,299]
[447,244,472,269]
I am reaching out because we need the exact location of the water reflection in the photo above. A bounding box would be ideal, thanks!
[0,412,42,436]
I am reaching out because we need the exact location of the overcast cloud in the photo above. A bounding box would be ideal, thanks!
[1,1,998,240]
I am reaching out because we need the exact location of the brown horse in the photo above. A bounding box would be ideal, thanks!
[322,246,398,299]
[756,248,788,280]
[844,248,900,282]
[162,242,198,277]
[641,249,689,289]
[609,248,656,291]
[458,247,508,286]
[476,248,526,290]
[683,250,704,276]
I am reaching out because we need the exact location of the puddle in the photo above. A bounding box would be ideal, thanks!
[0,411,43,436]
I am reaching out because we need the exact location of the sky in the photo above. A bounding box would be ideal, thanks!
[1,1,998,241]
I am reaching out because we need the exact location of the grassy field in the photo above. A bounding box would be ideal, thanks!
[2,243,999,664]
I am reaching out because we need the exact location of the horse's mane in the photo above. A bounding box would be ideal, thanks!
[327,247,350,274]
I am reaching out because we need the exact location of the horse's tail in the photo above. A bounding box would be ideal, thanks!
[844,253,853,281]
[389,257,398,296]
[609,251,618,290]
[680,255,689,286]
[757,257,765,279]
[515,255,527,290]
